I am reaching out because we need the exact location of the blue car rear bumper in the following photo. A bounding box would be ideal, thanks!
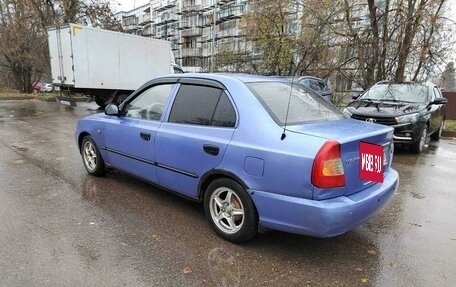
[250,169,399,237]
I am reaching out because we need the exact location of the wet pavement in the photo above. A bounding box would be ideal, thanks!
[0,100,455,287]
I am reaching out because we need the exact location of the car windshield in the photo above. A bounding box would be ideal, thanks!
[360,83,429,103]
[247,82,343,125]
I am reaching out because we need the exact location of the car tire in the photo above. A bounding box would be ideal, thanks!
[430,120,444,141]
[81,136,106,177]
[204,178,258,243]
[94,95,110,109]
[411,125,428,154]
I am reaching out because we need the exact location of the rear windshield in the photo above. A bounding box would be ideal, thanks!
[247,82,343,125]
[360,83,429,103]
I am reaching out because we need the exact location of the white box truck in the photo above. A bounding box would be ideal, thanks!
[47,24,182,107]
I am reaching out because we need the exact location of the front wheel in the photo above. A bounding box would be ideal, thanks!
[204,178,258,243]
[411,125,428,154]
[81,136,106,176]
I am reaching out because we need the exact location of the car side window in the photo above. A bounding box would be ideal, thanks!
[168,84,236,127]
[212,92,236,127]
[433,87,441,100]
[124,84,173,120]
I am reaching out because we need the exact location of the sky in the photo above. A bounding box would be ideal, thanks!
[111,0,150,12]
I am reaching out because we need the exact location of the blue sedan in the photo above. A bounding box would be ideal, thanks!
[75,74,399,242]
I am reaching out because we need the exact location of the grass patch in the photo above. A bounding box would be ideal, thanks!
[444,120,456,132]
[0,90,56,101]
[0,91,30,97]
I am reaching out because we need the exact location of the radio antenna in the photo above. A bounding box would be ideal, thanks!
[281,67,299,140]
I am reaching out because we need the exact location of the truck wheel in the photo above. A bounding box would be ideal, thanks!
[81,136,106,176]
[115,94,129,105]
[411,125,428,154]
[204,178,258,243]
[95,95,110,108]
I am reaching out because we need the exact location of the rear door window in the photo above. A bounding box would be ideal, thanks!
[168,84,236,127]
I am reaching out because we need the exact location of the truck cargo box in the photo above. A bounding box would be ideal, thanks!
[48,24,174,91]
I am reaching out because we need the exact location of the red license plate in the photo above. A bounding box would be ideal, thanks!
[360,142,384,183]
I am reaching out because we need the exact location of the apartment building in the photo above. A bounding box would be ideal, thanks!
[113,1,371,75]
[114,0,253,72]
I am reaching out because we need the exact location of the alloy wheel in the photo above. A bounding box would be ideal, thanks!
[83,141,98,172]
[209,187,245,235]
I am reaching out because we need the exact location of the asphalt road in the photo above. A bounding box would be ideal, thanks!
[0,100,455,287]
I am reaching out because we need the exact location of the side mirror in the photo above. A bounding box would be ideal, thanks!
[352,94,360,100]
[432,97,448,105]
[105,104,119,116]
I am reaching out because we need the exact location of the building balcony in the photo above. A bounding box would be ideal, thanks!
[138,13,151,26]
[181,48,203,57]
[217,11,242,22]
[217,0,235,5]
[142,25,154,36]
[217,29,244,39]
[155,14,179,25]
[181,27,203,37]
[178,5,203,14]
[156,0,176,12]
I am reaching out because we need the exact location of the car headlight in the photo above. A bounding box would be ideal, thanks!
[342,108,352,117]
[395,113,419,124]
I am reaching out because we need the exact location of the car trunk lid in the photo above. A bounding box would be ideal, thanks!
[288,118,394,200]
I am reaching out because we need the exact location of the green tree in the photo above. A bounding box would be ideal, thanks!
[243,0,295,75]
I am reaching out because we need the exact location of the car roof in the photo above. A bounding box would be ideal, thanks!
[169,73,295,84]
[374,81,436,87]
[298,76,326,82]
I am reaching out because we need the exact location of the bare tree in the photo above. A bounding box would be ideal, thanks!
[341,0,450,87]
[0,0,121,93]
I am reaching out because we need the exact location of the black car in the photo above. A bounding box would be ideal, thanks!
[297,76,333,103]
[344,81,447,153]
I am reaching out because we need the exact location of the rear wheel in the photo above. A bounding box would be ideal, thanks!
[411,125,428,154]
[204,178,257,243]
[81,136,106,176]
[430,120,444,141]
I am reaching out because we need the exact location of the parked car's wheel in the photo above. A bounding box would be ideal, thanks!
[430,120,444,141]
[81,136,106,176]
[411,125,428,154]
[204,178,258,243]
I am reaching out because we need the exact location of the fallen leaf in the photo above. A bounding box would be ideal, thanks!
[354,267,363,272]
[361,278,368,283]
[367,250,377,255]
[183,267,192,274]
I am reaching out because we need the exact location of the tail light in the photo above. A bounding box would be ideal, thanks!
[312,140,345,188]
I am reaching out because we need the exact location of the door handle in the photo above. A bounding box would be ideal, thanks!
[203,144,219,156]
[140,132,151,141]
